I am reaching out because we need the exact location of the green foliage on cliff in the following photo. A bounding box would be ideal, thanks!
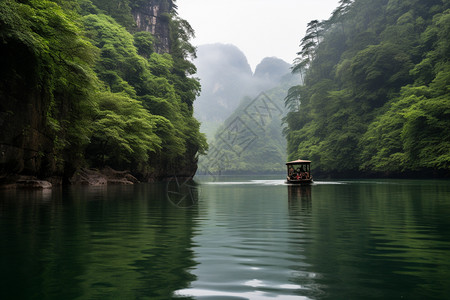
[86,92,161,170]
[0,0,206,179]
[285,0,450,177]
[0,0,99,173]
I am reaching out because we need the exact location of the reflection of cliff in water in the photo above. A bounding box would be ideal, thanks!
[288,185,312,213]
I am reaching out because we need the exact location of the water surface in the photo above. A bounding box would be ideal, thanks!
[1,178,449,299]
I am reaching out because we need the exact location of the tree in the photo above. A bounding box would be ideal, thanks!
[1,0,207,180]
[284,0,450,177]
[292,19,325,75]
[90,0,134,28]
[0,0,99,174]
[87,92,161,170]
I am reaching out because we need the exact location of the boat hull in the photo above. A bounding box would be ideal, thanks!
[286,178,313,185]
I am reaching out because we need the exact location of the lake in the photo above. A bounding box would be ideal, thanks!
[1,177,449,299]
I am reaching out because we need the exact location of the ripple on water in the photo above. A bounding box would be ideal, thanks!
[175,288,310,299]
[173,223,317,299]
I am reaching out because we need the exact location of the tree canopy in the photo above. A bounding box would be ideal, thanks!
[284,0,450,177]
[0,0,206,180]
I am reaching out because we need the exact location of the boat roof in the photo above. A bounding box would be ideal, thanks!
[286,159,311,165]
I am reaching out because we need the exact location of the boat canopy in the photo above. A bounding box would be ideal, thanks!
[286,159,311,165]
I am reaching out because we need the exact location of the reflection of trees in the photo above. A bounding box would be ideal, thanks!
[298,181,450,299]
[286,185,326,299]
[0,185,198,299]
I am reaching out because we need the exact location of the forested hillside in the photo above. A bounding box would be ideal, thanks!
[284,0,450,177]
[0,0,207,183]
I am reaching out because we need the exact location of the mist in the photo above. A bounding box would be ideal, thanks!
[193,43,292,139]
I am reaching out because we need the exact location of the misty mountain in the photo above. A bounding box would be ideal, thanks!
[193,44,301,175]
[197,81,294,176]
[253,57,291,84]
[193,43,292,138]
[193,44,253,129]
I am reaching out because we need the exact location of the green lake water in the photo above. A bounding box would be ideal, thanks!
[1,177,449,299]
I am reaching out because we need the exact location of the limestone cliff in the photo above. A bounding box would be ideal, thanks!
[132,0,175,53]
[0,0,199,187]
[0,38,59,185]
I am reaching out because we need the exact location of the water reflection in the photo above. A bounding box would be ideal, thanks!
[296,180,450,299]
[288,185,312,212]
[176,180,316,299]
[1,179,450,299]
[166,177,200,209]
[179,179,450,299]
[0,184,198,300]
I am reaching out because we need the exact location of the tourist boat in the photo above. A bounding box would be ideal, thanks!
[286,159,313,185]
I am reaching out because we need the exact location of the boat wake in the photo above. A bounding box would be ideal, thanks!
[312,181,345,185]
[204,179,285,186]
[203,179,345,186]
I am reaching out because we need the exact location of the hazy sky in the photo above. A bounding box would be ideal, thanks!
[177,0,340,71]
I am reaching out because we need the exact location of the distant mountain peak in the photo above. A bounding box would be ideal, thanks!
[193,43,294,139]
[254,57,291,81]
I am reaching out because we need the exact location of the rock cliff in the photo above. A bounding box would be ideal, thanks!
[0,36,59,186]
[0,0,197,188]
[132,0,174,53]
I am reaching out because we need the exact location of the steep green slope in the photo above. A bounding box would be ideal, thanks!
[284,0,450,177]
[0,0,206,182]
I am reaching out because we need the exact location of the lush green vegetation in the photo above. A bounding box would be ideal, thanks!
[0,0,206,179]
[284,0,450,177]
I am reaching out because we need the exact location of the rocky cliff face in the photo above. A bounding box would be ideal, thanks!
[0,0,194,187]
[131,1,199,181]
[0,40,59,185]
[132,0,174,53]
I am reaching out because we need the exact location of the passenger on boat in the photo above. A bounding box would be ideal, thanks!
[289,166,295,176]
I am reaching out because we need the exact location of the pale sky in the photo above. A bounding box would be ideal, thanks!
[177,0,340,71]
